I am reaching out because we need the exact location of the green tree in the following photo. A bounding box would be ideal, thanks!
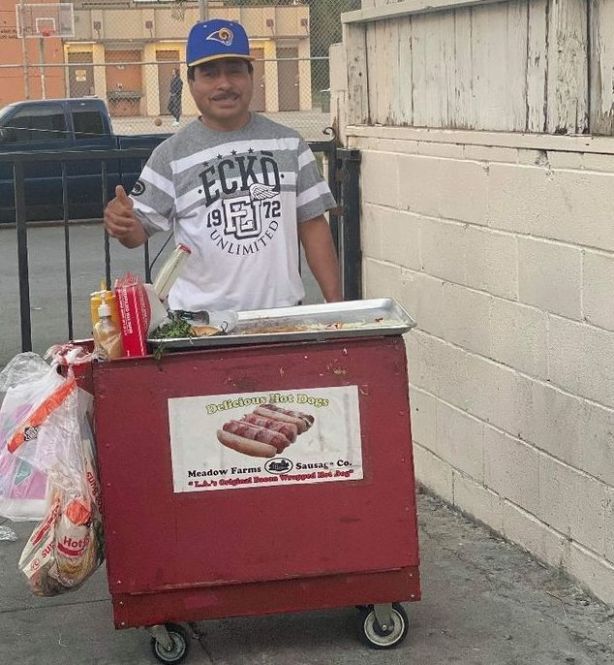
[306,0,360,95]
[229,0,360,55]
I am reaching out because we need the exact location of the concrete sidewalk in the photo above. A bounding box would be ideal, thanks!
[1,492,612,665]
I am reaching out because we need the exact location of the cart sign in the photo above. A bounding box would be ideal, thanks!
[168,386,363,492]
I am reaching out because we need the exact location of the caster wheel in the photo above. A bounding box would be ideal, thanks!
[151,623,190,664]
[359,603,409,649]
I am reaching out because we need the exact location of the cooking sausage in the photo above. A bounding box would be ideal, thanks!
[217,430,277,458]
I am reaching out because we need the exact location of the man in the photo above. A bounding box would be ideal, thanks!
[104,18,342,313]
[167,68,183,127]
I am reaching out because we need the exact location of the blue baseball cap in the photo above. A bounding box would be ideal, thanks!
[186,19,254,68]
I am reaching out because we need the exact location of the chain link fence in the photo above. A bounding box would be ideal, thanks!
[0,0,360,140]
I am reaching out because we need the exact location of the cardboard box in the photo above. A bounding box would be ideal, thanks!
[116,283,150,357]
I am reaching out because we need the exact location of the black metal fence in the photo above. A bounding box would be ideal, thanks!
[2,141,361,353]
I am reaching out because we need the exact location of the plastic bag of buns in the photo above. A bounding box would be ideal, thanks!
[18,427,104,597]
[8,351,104,597]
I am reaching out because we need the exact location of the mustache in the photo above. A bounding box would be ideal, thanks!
[211,92,239,101]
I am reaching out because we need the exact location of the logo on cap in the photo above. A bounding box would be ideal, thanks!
[206,27,234,47]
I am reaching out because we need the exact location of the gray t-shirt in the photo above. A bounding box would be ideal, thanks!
[131,114,336,311]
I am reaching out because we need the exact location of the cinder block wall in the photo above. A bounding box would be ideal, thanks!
[350,126,614,604]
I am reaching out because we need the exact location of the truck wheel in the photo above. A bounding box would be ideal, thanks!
[151,623,190,664]
[359,603,409,649]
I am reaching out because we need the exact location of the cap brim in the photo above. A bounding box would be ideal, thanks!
[187,53,255,67]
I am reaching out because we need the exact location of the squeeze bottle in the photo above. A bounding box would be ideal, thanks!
[93,301,124,360]
[153,244,191,301]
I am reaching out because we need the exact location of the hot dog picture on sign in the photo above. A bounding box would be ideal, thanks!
[216,403,313,458]
[168,386,363,492]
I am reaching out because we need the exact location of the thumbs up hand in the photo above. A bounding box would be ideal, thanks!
[115,185,134,211]
[104,184,147,248]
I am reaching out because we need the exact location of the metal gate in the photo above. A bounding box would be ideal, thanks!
[1,141,361,357]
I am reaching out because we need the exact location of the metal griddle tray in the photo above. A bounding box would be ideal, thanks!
[148,298,416,350]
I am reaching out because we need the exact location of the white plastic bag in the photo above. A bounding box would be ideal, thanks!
[0,451,48,522]
[0,354,59,521]
[0,347,104,595]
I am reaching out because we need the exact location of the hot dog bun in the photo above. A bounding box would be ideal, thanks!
[217,430,277,458]
[191,324,220,337]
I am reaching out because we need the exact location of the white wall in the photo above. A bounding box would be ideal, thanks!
[333,0,614,601]
[355,126,614,604]
[331,0,614,603]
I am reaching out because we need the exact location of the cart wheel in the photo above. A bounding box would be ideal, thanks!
[151,623,190,665]
[359,603,409,649]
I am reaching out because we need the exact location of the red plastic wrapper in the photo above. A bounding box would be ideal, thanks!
[114,274,150,357]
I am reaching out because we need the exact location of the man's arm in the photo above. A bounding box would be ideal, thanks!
[103,185,148,248]
[298,215,343,302]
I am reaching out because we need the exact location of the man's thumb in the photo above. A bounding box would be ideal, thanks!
[115,185,133,208]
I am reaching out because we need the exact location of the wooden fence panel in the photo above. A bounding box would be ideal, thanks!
[344,22,370,125]
[590,0,614,135]
[344,0,614,135]
[397,15,413,125]
[526,0,548,133]
[408,13,428,127]
[545,0,588,134]
[505,0,530,131]
[453,7,474,129]
[363,0,530,131]
[470,2,515,131]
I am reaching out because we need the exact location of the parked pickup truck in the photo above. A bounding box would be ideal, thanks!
[0,97,169,222]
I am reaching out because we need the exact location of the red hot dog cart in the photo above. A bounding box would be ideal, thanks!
[92,298,421,663]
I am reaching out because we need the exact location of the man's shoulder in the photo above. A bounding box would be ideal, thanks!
[251,114,303,141]
[158,121,208,150]
[146,121,211,166]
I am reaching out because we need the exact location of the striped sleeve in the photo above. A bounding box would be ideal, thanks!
[129,141,176,235]
[296,139,336,223]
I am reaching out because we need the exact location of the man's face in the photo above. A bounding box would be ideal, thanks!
[189,58,254,131]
